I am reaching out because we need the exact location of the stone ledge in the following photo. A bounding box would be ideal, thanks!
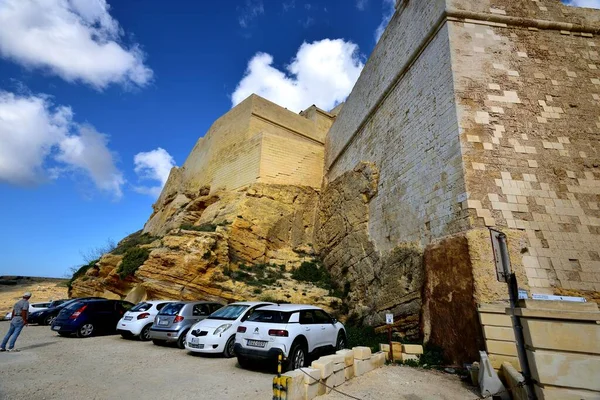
[279,347,387,400]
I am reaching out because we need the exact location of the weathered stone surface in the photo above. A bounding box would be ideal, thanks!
[315,162,424,339]
[402,344,423,355]
[70,184,339,311]
[311,358,334,379]
[352,346,371,361]
[336,349,354,366]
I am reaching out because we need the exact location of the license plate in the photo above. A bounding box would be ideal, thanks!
[191,337,199,344]
[159,319,169,326]
[247,339,267,348]
[52,326,61,331]
[188,343,204,349]
[124,316,133,321]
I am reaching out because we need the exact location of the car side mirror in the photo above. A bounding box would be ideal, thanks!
[331,318,337,324]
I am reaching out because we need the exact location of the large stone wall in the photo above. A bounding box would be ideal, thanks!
[144,94,333,236]
[449,0,600,296]
[319,0,600,363]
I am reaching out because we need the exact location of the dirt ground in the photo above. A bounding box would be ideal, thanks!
[0,277,68,315]
[321,365,479,400]
[0,325,478,400]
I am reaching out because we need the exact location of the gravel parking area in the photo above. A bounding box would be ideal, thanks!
[0,324,273,400]
[0,324,477,400]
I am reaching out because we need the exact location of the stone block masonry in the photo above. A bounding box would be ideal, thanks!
[319,0,600,365]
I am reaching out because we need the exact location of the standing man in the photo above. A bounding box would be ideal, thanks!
[1,292,31,352]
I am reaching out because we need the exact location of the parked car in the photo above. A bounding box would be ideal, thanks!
[149,301,223,348]
[29,302,51,313]
[185,301,273,357]
[29,297,103,325]
[234,304,346,371]
[51,299,134,338]
[117,300,175,341]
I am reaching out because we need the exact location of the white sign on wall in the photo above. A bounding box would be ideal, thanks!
[386,314,394,325]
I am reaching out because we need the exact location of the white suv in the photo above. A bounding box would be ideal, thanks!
[234,304,346,371]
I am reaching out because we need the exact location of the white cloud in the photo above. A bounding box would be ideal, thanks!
[231,39,364,113]
[0,0,152,89]
[0,90,124,198]
[563,0,600,8]
[133,148,175,197]
[374,0,396,42]
[238,0,264,28]
[356,0,368,11]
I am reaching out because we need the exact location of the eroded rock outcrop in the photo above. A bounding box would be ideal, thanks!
[315,162,424,339]
[70,184,340,311]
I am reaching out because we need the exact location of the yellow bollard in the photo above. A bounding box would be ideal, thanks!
[273,353,283,400]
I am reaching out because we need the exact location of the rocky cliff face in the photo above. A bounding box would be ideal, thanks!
[314,162,424,340]
[70,183,341,311]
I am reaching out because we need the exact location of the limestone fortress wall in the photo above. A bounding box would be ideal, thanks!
[321,0,600,363]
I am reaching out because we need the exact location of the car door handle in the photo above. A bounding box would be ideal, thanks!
[321,327,326,330]
[305,327,310,331]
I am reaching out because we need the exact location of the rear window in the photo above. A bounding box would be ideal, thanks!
[247,310,292,324]
[156,303,169,311]
[130,302,152,312]
[63,301,86,311]
[159,303,184,316]
[208,305,249,320]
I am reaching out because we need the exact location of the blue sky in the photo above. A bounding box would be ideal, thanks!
[0,0,596,278]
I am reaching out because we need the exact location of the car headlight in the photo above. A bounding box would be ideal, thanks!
[213,324,232,336]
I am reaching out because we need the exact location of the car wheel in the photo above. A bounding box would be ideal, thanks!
[336,331,347,351]
[77,323,94,338]
[223,335,236,358]
[139,324,152,341]
[44,315,55,326]
[286,343,307,371]
[176,330,189,349]
[152,339,165,346]
[237,356,251,369]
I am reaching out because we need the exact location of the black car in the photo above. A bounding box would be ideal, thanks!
[29,297,104,325]
[51,299,134,338]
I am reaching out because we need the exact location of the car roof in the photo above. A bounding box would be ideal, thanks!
[140,300,175,304]
[226,301,275,307]
[170,301,223,305]
[252,304,322,312]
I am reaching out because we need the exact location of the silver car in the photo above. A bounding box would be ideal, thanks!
[148,301,223,348]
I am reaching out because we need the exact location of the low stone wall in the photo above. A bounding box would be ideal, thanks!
[481,300,600,399]
[478,304,521,371]
[277,347,386,400]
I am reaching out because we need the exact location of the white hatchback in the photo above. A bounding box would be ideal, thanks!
[116,300,174,341]
[185,302,273,357]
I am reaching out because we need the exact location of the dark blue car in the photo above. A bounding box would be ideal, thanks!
[29,297,104,325]
[51,299,134,338]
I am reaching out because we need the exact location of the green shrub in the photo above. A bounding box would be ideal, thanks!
[180,223,217,232]
[112,231,156,255]
[252,287,262,294]
[67,259,99,289]
[117,247,150,279]
[291,260,338,293]
[345,325,389,353]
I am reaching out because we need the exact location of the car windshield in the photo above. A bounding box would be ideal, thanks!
[57,299,79,309]
[49,300,66,308]
[247,310,291,324]
[207,305,249,320]
[130,302,152,312]
[158,303,184,316]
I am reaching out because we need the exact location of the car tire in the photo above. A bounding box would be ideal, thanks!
[286,342,307,371]
[139,324,152,341]
[152,339,165,346]
[76,323,94,338]
[237,356,251,369]
[336,331,347,351]
[176,330,189,349]
[223,335,236,358]
[44,315,55,326]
